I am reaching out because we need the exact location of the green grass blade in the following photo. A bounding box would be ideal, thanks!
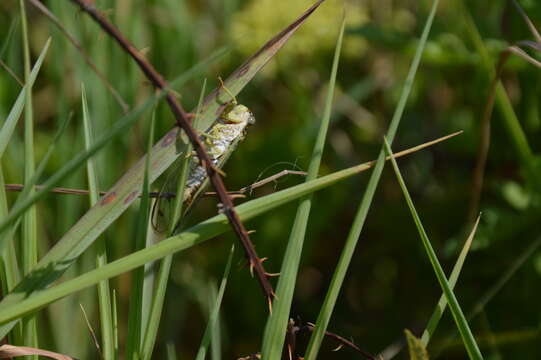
[261,15,345,360]
[20,0,38,353]
[468,235,541,319]
[383,137,483,360]
[171,79,206,233]
[421,216,480,346]
[0,167,20,293]
[304,1,439,358]
[405,329,429,360]
[0,133,458,324]
[194,245,234,360]
[209,282,221,360]
[458,1,538,183]
[140,81,207,360]
[125,108,156,360]
[0,38,51,159]
[112,289,119,359]
[0,17,18,59]
[82,84,115,360]
[0,167,23,345]
[435,235,541,356]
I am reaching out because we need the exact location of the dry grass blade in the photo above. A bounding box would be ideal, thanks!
[0,344,76,360]
[512,0,541,44]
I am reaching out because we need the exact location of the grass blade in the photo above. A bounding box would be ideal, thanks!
[383,137,483,360]
[421,216,480,346]
[261,15,345,360]
[194,245,234,360]
[304,1,440,358]
[140,81,207,360]
[125,107,156,360]
[0,132,459,325]
[81,84,115,360]
[19,0,38,353]
[0,38,51,159]
[0,168,23,346]
[405,330,429,360]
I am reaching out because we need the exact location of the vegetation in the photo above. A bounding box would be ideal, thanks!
[0,0,540,359]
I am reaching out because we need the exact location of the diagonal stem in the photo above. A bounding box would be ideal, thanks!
[69,0,275,305]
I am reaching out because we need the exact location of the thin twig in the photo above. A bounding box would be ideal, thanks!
[5,131,462,199]
[0,58,23,86]
[237,320,376,360]
[301,323,376,360]
[4,169,306,199]
[79,304,103,360]
[69,0,275,306]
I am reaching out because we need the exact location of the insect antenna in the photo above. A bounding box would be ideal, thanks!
[218,77,237,105]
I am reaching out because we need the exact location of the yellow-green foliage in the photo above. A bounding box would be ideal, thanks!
[405,329,430,360]
[231,0,368,73]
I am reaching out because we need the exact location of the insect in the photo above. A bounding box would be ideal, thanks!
[152,79,255,233]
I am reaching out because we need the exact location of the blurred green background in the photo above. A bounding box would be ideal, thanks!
[1,0,541,359]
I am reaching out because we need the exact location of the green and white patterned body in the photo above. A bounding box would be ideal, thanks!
[184,104,255,202]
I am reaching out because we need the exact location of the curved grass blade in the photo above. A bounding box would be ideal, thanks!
[0,0,326,337]
[383,138,483,360]
[81,84,115,360]
[304,1,440,358]
[261,15,345,360]
[0,132,460,325]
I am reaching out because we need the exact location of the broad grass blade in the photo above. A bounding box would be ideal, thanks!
[261,15,345,360]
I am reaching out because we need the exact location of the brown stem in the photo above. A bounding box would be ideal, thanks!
[301,323,375,360]
[69,0,275,304]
